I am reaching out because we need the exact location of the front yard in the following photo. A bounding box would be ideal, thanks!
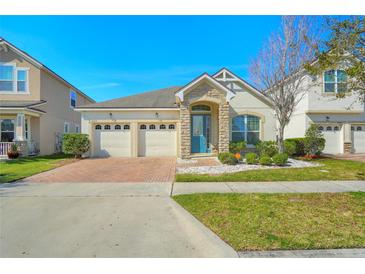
[176,158,365,182]
[0,154,75,183]
[174,192,365,251]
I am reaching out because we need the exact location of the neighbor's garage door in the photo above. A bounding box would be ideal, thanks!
[319,124,342,154]
[138,123,177,156]
[352,125,365,153]
[93,124,131,157]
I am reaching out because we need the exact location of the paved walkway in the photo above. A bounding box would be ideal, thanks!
[0,182,236,258]
[239,248,365,258]
[23,157,176,183]
[172,181,365,195]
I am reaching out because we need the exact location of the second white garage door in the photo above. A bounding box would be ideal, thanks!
[352,125,365,153]
[138,123,177,156]
[93,124,131,157]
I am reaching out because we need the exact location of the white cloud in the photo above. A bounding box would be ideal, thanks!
[81,82,121,89]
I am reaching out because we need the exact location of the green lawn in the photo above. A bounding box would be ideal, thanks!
[176,158,365,182]
[174,192,365,251]
[0,154,75,183]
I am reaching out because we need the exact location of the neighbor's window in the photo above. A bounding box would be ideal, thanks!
[231,115,260,145]
[324,70,347,93]
[0,119,15,142]
[0,65,14,91]
[70,90,77,108]
[0,64,29,93]
[17,69,28,92]
[64,122,70,133]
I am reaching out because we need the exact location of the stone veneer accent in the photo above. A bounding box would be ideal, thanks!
[179,82,229,158]
[218,103,230,153]
[344,142,352,154]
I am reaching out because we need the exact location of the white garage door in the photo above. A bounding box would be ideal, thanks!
[93,124,131,157]
[138,123,177,156]
[319,125,342,154]
[352,125,365,153]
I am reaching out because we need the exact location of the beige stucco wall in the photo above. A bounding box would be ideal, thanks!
[229,83,277,142]
[1,47,94,155]
[0,49,41,101]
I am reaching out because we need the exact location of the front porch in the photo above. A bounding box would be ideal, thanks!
[0,112,39,157]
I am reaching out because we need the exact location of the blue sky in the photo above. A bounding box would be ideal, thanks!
[0,16,283,102]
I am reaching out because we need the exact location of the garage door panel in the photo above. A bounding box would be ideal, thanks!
[138,125,177,157]
[93,126,131,157]
[352,125,365,153]
[319,125,342,154]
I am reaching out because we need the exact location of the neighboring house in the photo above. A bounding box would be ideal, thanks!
[76,69,276,158]
[0,38,94,156]
[284,69,365,154]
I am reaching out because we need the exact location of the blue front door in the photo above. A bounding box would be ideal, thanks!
[191,114,210,153]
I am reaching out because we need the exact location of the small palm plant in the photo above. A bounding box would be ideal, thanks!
[7,143,20,159]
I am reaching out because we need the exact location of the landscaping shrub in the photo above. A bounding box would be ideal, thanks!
[304,125,326,156]
[218,152,238,165]
[285,138,306,156]
[256,141,278,157]
[272,153,289,166]
[284,140,296,156]
[7,143,19,159]
[62,134,90,158]
[245,153,258,164]
[259,155,272,165]
[229,141,246,154]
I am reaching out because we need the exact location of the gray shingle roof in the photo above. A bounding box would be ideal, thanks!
[0,100,46,108]
[78,86,181,109]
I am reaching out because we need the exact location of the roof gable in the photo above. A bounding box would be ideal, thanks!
[213,68,273,106]
[175,73,235,102]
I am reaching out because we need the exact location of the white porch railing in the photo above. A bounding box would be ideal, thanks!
[0,142,14,156]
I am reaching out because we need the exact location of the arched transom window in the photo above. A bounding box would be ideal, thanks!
[191,105,211,112]
[231,115,260,145]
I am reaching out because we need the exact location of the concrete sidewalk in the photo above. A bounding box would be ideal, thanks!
[239,248,365,258]
[172,181,365,195]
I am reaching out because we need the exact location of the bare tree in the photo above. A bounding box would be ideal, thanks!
[250,16,320,153]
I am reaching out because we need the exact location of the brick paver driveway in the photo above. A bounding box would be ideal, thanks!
[23,157,176,183]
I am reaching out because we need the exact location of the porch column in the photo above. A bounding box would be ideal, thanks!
[218,103,230,153]
[180,104,191,159]
[343,123,352,154]
[14,113,26,141]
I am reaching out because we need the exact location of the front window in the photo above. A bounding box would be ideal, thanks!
[0,64,29,93]
[192,105,211,112]
[324,70,347,93]
[0,119,15,142]
[231,115,260,145]
[70,90,77,108]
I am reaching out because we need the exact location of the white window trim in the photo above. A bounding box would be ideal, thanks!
[231,115,260,146]
[70,90,77,108]
[0,118,16,142]
[0,62,30,94]
[64,122,70,133]
[323,70,347,94]
[25,117,31,141]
